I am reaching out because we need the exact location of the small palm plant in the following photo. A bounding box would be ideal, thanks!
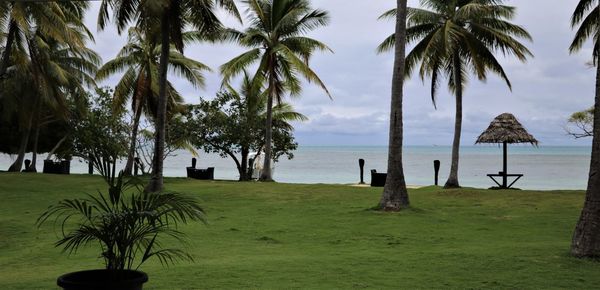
[36,173,205,271]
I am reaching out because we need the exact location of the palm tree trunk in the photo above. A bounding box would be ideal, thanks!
[27,122,41,172]
[260,59,276,182]
[145,12,170,193]
[27,100,43,172]
[444,53,463,188]
[123,101,143,176]
[240,147,249,181]
[46,136,67,161]
[0,19,16,79]
[379,0,409,211]
[571,53,600,257]
[8,113,33,172]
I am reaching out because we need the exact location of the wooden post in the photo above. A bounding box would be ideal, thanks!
[503,141,508,188]
[359,159,365,184]
[434,160,440,186]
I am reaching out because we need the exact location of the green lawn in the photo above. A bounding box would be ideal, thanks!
[0,173,598,289]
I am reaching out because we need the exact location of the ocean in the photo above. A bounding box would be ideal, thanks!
[0,146,591,190]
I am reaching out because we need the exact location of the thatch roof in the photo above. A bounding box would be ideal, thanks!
[476,113,538,145]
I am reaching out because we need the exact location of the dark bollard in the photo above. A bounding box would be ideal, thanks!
[358,159,365,184]
[191,158,197,169]
[434,160,441,186]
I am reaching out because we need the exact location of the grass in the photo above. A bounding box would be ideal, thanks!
[0,173,599,289]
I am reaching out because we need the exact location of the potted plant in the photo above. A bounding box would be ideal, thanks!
[37,172,205,290]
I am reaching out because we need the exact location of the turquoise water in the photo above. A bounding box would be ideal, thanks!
[0,146,591,190]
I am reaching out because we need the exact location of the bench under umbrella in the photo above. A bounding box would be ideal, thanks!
[476,113,538,189]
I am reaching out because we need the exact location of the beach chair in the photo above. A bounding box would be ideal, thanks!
[370,170,387,187]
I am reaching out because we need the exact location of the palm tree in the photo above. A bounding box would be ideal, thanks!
[96,27,209,176]
[98,0,240,192]
[24,38,99,173]
[378,0,532,188]
[221,0,332,182]
[569,0,600,258]
[377,0,410,211]
[0,1,88,80]
[224,72,307,181]
[2,2,98,172]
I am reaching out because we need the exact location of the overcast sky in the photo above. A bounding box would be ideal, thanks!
[85,0,594,146]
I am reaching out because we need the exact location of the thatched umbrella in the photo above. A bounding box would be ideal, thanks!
[476,113,538,188]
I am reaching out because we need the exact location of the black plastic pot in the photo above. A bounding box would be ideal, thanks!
[57,269,148,290]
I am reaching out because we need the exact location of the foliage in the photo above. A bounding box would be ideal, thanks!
[188,72,303,180]
[567,107,594,138]
[378,0,532,106]
[95,26,206,175]
[95,26,206,120]
[135,114,198,176]
[221,0,331,181]
[36,174,206,271]
[570,0,600,64]
[69,88,129,184]
[98,0,240,191]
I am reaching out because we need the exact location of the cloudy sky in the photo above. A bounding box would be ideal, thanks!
[85,0,594,146]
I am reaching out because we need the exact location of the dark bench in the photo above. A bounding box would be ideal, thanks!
[371,169,387,187]
[487,171,523,189]
[187,167,215,180]
[186,158,214,180]
[43,160,71,175]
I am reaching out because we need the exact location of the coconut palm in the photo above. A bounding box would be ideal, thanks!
[378,0,532,188]
[221,0,332,182]
[377,0,410,211]
[2,2,98,172]
[98,0,240,192]
[228,72,307,181]
[25,39,99,173]
[96,27,209,176]
[570,0,600,258]
[0,1,89,80]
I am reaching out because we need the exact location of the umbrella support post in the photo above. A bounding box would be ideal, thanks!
[502,141,508,188]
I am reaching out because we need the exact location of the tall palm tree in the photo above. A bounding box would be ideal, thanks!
[98,0,240,192]
[570,0,600,258]
[221,0,332,182]
[377,0,410,211]
[378,0,532,188]
[25,37,99,173]
[96,27,209,176]
[2,2,97,172]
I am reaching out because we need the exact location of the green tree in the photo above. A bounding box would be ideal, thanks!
[567,107,594,138]
[190,72,304,181]
[99,0,240,192]
[221,0,332,182]
[378,0,532,188]
[96,27,208,176]
[569,0,600,257]
[69,88,129,182]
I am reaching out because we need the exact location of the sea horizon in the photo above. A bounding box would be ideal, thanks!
[1,145,591,190]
